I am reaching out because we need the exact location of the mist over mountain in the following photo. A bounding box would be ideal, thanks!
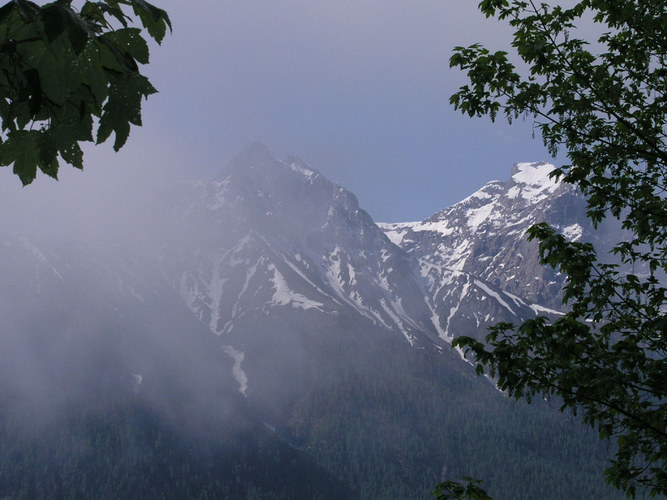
[0,144,625,498]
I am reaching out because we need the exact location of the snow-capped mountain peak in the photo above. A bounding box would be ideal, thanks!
[508,162,561,203]
[380,160,587,317]
[168,144,451,368]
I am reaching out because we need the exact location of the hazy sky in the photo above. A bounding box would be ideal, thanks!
[1,1,559,223]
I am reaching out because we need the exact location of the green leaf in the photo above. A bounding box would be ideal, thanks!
[96,71,155,151]
[97,33,138,72]
[130,0,171,44]
[59,140,83,169]
[0,130,41,185]
[51,100,95,144]
[34,39,69,105]
[23,67,42,115]
[13,0,39,23]
[79,2,105,26]
[42,3,92,53]
[0,2,14,23]
[75,41,109,104]
[93,2,130,28]
[105,27,149,64]
[37,129,58,179]
[0,0,168,183]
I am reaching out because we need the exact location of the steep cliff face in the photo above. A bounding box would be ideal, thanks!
[166,142,446,346]
[381,162,594,313]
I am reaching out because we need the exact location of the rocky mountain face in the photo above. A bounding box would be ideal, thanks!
[167,143,444,349]
[381,162,588,312]
[165,146,576,372]
[378,161,627,351]
[0,144,624,499]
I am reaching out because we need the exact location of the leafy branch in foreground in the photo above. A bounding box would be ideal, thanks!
[431,477,493,500]
[449,0,666,496]
[0,0,171,184]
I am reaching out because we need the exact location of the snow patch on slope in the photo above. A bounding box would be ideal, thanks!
[562,223,583,241]
[378,222,419,246]
[269,263,324,310]
[288,161,318,181]
[466,203,496,232]
[510,162,559,203]
[222,345,248,396]
[529,303,564,316]
[208,259,228,333]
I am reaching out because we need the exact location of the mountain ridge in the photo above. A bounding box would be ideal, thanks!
[380,160,591,313]
[0,144,626,499]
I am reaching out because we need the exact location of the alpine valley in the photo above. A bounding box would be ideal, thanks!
[0,143,627,499]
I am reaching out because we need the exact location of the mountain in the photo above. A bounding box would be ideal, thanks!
[166,145,560,361]
[0,145,626,499]
[384,161,626,304]
[0,235,354,499]
[168,143,443,346]
[380,162,619,342]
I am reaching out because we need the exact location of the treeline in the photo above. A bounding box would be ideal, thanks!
[283,335,627,499]
[0,323,642,499]
[0,400,352,499]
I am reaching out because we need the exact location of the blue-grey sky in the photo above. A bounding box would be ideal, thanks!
[3,1,558,224]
